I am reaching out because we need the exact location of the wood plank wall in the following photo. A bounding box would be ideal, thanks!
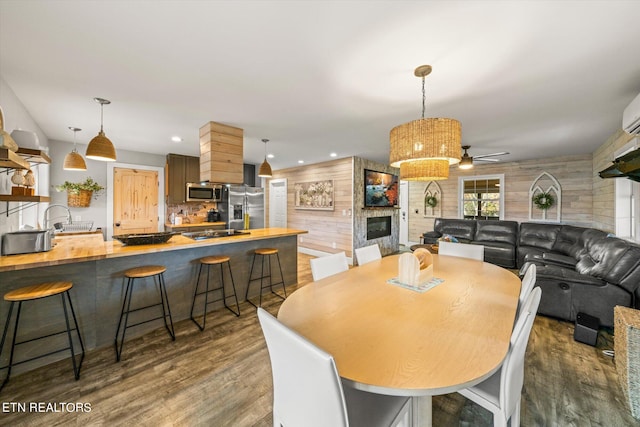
[408,153,594,242]
[267,157,354,257]
[592,129,636,232]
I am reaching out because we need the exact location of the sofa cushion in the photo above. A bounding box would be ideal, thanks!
[474,220,518,246]
[542,252,577,268]
[577,236,630,280]
[421,231,441,244]
[576,236,640,295]
[474,241,516,268]
[552,225,590,258]
[518,223,561,249]
[435,218,476,242]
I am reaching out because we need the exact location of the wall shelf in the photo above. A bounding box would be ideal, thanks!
[16,148,51,164]
[1,147,50,170]
[0,195,51,216]
[0,148,30,169]
[0,195,51,203]
[0,148,52,215]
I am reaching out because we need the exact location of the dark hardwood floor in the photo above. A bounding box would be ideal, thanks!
[0,253,637,426]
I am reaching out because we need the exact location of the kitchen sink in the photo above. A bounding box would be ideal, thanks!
[182,229,250,240]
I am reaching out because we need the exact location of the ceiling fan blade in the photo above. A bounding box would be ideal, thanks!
[473,151,510,159]
[474,158,500,162]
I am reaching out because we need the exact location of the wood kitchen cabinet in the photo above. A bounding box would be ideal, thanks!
[166,153,200,204]
[243,163,256,186]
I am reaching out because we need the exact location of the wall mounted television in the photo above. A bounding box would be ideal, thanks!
[364,169,399,207]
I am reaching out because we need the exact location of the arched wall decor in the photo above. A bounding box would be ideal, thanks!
[423,181,442,218]
[529,171,562,222]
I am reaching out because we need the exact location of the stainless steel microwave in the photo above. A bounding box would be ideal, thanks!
[186,183,223,202]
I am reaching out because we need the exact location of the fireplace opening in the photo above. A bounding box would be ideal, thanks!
[367,216,391,240]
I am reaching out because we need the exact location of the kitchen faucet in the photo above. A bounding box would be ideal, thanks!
[43,204,72,230]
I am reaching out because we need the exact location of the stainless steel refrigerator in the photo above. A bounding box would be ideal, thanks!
[218,185,265,230]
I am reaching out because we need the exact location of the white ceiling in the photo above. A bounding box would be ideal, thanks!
[1,0,640,170]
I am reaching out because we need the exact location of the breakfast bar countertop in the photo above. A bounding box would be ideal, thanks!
[0,227,307,272]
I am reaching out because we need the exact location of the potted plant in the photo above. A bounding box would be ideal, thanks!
[55,177,105,207]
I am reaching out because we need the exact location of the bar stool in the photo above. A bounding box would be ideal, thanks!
[0,281,85,391]
[114,265,175,362]
[190,255,241,331]
[245,248,287,308]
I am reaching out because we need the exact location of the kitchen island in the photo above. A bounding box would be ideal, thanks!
[0,228,306,373]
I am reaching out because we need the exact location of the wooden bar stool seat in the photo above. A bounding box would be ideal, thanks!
[245,247,287,308]
[255,248,278,256]
[0,281,85,391]
[125,265,167,278]
[114,264,175,362]
[190,254,240,331]
[201,255,230,265]
[4,281,73,301]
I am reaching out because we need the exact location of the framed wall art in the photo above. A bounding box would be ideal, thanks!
[294,180,334,210]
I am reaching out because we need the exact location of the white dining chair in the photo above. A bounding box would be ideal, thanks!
[310,252,349,281]
[457,287,542,427]
[354,244,382,266]
[518,263,537,318]
[438,241,484,261]
[257,308,412,427]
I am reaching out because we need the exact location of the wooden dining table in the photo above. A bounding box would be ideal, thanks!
[277,253,521,427]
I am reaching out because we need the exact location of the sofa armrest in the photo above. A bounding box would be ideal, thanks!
[542,252,578,268]
[421,231,441,245]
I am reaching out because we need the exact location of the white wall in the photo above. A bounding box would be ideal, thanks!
[0,76,50,235]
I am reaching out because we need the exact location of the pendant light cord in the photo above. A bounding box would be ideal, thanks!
[100,103,104,132]
[421,76,426,119]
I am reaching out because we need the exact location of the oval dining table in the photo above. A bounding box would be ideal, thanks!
[277,253,521,427]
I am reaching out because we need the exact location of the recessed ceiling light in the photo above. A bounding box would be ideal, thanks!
[171,136,182,143]
[330,152,337,157]
[298,160,304,164]
[267,154,274,159]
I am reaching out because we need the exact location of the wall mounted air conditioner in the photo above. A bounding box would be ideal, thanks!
[623,92,640,135]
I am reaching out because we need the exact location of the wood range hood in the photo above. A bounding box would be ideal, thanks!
[199,121,244,184]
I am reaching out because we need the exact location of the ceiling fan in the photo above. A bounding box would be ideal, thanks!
[459,145,509,169]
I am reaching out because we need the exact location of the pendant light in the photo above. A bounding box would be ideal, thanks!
[389,65,461,180]
[86,97,116,161]
[63,127,87,171]
[258,138,273,178]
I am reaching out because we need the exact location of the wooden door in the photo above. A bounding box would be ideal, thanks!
[113,167,159,235]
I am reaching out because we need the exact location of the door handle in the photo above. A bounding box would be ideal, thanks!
[115,222,121,227]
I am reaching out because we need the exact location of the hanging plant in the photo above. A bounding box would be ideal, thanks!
[425,195,438,208]
[532,192,555,210]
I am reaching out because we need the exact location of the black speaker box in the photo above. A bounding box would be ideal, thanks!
[574,312,600,346]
